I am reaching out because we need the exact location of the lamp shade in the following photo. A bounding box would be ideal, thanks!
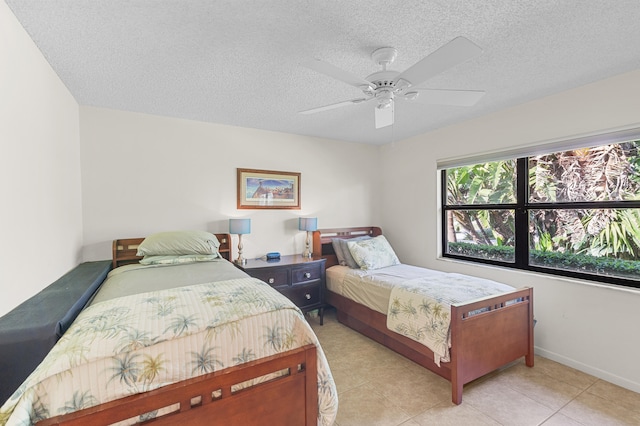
[298,217,318,232]
[229,218,251,235]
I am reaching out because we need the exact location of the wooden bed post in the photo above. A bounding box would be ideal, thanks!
[312,230,322,261]
[526,290,535,367]
[305,341,319,425]
[449,306,463,405]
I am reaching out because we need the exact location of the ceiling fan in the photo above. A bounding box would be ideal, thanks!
[300,37,485,129]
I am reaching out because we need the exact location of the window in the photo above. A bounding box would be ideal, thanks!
[442,140,640,288]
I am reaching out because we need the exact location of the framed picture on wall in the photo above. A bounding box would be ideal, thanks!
[237,168,301,209]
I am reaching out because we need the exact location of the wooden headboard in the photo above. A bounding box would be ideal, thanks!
[112,233,232,269]
[312,227,382,267]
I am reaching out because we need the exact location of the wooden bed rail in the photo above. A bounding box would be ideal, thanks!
[452,286,533,320]
[38,344,318,426]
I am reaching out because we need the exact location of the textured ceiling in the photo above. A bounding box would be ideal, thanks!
[6,0,640,145]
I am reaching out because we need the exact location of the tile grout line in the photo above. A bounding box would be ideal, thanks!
[537,382,594,425]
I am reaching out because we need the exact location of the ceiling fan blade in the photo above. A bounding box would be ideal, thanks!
[299,98,369,114]
[374,103,394,129]
[396,37,482,88]
[410,89,485,106]
[303,59,373,89]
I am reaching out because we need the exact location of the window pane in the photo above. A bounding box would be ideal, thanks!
[529,141,640,203]
[446,160,516,205]
[445,209,515,262]
[529,208,640,281]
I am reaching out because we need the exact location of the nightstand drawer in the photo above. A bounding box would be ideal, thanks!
[282,283,321,309]
[234,255,326,325]
[291,264,322,285]
[249,269,289,287]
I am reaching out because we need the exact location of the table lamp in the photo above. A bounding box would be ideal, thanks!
[298,217,317,258]
[229,218,251,264]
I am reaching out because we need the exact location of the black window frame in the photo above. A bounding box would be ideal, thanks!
[441,158,640,289]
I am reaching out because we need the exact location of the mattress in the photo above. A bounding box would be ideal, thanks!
[1,261,338,426]
[326,263,456,314]
[90,258,248,304]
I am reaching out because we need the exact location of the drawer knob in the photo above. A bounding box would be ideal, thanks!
[268,278,275,284]
[305,293,311,300]
[304,272,311,279]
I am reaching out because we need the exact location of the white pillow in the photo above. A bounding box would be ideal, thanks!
[347,235,400,270]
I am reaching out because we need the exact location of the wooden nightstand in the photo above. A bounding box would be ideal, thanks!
[236,255,326,325]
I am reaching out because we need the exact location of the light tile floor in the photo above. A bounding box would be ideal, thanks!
[310,308,640,426]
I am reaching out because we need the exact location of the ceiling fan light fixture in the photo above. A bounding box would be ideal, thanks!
[376,89,394,108]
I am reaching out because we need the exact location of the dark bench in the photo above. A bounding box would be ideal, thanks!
[0,260,111,403]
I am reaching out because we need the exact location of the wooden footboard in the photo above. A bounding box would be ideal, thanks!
[328,288,533,404]
[38,344,318,426]
[450,287,534,404]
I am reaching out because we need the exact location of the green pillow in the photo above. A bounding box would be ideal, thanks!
[140,254,220,265]
[137,230,220,256]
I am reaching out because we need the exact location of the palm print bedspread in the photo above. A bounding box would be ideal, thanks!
[0,277,337,425]
[387,273,515,365]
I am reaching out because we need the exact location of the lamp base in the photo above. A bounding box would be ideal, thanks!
[302,230,313,258]
[234,234,246,265]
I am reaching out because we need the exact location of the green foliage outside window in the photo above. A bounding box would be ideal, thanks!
[445,140,640,284]
[448,242,640,280]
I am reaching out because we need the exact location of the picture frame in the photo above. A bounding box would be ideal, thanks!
[237,168,301,209]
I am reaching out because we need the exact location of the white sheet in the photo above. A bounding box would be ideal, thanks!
[326,264,455,314]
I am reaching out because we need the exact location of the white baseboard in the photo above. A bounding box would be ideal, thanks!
[535,346,640,393]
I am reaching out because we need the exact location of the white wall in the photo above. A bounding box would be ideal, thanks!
[80,107,380,261]
[0,2,83,316]
[379,69,640,392]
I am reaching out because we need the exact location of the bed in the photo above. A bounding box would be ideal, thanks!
[312,226,534,405]
[1,231,337,426]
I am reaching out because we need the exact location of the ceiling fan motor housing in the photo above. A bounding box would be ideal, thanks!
[366,70,400,88]
[365,70,402,107]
